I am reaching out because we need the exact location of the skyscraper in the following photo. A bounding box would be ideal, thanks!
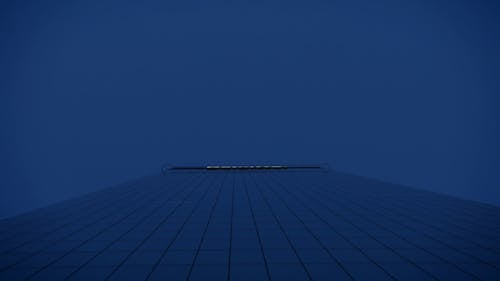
[1,165,499,280]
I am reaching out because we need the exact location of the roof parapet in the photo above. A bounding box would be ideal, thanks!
[162,164,326,173]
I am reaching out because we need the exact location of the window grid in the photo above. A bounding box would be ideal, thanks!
[0,170,499,281]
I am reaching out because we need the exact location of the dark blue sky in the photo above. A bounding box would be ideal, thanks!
[1,0,499,218]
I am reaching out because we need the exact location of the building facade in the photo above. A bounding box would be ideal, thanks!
[1,166,499,280]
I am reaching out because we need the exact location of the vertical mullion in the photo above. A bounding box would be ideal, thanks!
[242,172,272,281]
[227,171,235,281]
[185,172,227,280]
[249,172,314,281]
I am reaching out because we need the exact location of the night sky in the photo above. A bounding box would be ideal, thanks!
[1,0,499,218]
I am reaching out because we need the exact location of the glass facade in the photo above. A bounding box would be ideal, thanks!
[1,168,499,280]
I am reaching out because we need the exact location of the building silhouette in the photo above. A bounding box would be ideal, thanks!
[1,165,499,280]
